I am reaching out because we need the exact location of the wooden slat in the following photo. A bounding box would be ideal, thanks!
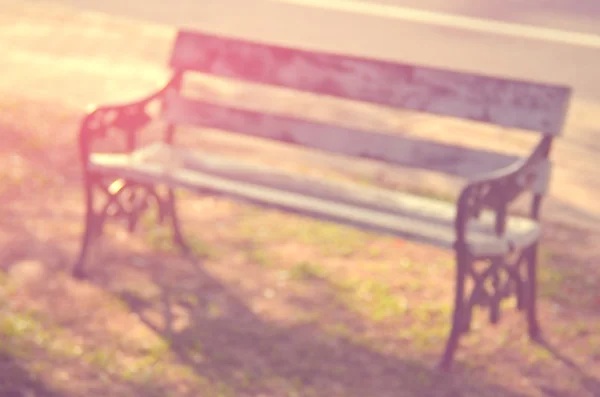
[88,150,541,256]
[162,93,543,180]
[169,30,571,135]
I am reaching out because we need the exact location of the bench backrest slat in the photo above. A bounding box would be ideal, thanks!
[169,30,571,135]
[162,93,549,184]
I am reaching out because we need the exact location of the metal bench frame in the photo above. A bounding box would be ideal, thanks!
[73,30,571,370]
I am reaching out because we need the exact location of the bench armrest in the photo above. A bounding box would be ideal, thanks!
[454,136,552,248]
[79,74,179,167]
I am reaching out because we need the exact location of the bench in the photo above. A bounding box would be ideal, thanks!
[73,29,572,369]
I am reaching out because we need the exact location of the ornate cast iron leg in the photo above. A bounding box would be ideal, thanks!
[73,175,190,278]
[526,243,541,340]
[167,188,189,253]
[439,242,539,369]
[73,82,174,279]
[73,174,104,279]
[514,253,526,312]
[439,246,469,370]
[126,188,140,233]
[489,257,502,325]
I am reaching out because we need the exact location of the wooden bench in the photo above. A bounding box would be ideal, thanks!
[73,30,572,369]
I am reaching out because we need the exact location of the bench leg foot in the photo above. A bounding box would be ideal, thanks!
[167,188,189,254]
[73,177,103,279]
[526,243,541,340]
[439,248,469,371]
[440,325,462,371]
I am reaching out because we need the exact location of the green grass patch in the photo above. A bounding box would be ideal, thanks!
[322,323,353,339]
[144,226,173,252]
[237,207,371,257]
[526,344,554,365]
[336,278,409,321]
[86,348,118,372]
[350,173,456,203]
[539,265,564,300]
[0,308,83,361]
[0,296,174,388]
[0,270,8,286]
[247,246,275,268]
[0,302,211,393]
[142,212,217,259]
[288,261,326,281]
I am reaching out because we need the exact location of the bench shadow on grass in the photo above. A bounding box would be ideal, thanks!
[535,338,600,397]
[0,351,62,397]
[102,250,530,397]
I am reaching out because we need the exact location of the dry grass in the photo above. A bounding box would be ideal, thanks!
[1,1,600,396]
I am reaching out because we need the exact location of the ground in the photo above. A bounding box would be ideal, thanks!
[1,1,600,396]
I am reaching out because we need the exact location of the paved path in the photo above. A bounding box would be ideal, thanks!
[360,0,600,35]
[47,0,600,101]
[53,0,600,35]
[2,0,599,230]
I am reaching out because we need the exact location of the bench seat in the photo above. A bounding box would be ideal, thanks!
[90,143,540,257]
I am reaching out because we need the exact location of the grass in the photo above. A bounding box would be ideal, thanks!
[0,284,242,396]
[2,101,600,397]
[237,207,374,258]
[247,246,275,268]
[336,278,410,321]
[288,261,326,281]
[141,210,217,259]
[539,265,564,299]
[3,161,597,396]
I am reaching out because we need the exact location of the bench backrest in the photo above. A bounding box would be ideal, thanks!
[162,30,572,186]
